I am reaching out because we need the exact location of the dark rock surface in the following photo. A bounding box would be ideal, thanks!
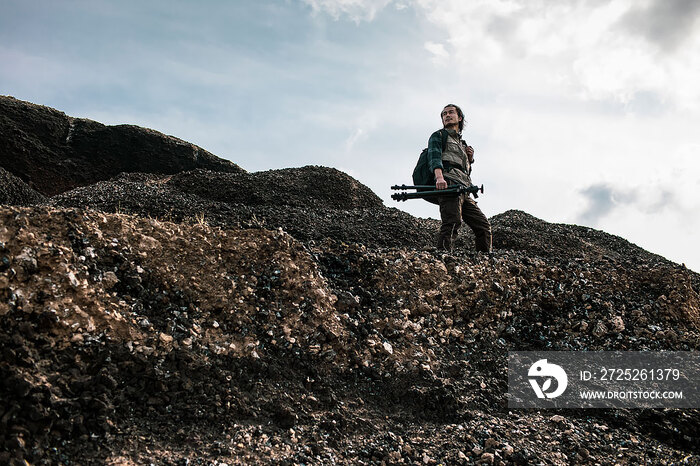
[169,166,384,209]
[49,168,437,249]
[0,167,47,206]
[0,95,243,195]
[491,209,670,266]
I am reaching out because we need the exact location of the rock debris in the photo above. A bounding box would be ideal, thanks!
[1,97,699,465]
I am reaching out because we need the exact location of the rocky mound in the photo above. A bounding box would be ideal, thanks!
[48,169,686,273]
[0,96,243,196]
[3,97,700,465]
[491,210,671,266]
[169,166,384,209]
[1,205,700,465]
[49,168,438,249]
[0,167,46,206]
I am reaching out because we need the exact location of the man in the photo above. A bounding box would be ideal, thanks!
[428,104,492,252]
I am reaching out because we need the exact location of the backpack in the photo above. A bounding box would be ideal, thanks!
[412,129,448,204]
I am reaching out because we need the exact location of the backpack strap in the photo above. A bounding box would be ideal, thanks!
[440,129,448,152]
[460,140,474,164]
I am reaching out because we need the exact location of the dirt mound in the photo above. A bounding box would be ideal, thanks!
[492,209,671,266]
[0,96,243,196]
[50,175,687,268]
[0,167,47,206]
[168,166,384,209]
[2,205,700,464]
[49,169,437,249]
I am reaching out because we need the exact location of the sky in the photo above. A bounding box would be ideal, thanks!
[2,0,699,271]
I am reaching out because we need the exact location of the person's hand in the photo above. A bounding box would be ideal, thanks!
[436,176,447,190]
[466,145,474,163]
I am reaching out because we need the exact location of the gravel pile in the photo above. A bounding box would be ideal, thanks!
[0,167,47,206]
[1,203,699,465]
[49,169,691,265]
[491,209,672,267]
[168,166,384,210]
[50,168,438,249]
[5,96,700,464]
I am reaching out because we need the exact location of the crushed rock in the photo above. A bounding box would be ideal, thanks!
[0,167,47,206]
[5,96,700,464]
[48,168,437,249]
[1,204,699,465]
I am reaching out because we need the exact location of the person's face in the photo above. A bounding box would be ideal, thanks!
[441,106,461,128]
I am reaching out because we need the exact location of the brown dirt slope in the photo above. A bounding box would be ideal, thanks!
[0,96,243,196]
[1,204,699,465]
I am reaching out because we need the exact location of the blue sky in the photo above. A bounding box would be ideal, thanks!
[2,0,699,271]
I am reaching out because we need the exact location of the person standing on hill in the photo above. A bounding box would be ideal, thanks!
[428,104,492,252]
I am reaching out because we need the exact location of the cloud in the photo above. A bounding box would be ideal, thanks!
[619,0,700,52]
[577,182,679,226]
[414,0,700,109]
[424,41,448,63]
[301,0,396,22]
[578,184,622,226]
[345,128,366,151]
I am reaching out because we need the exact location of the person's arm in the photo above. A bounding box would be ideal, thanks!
[434,168,447,190]
[427,131,447,190]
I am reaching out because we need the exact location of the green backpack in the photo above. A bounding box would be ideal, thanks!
[412,129,448,204]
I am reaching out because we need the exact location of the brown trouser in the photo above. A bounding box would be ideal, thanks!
[437,190,492,252]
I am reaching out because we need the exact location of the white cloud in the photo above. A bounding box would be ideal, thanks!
[345,128,366,151]
[424,41,448,63]
[349,111,380,150]
[301,0,396,22]
[414,0,700,109]
[299,0,700,109]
